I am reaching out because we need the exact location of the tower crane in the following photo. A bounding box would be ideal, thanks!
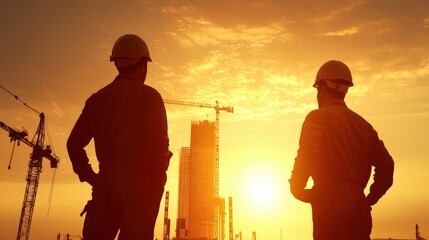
[163,99,233,240]
[1,112,59,240]
[163,99,233,198]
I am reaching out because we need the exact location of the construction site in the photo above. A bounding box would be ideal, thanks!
[2,1,429,239]
[1,85,427,240]
[158,101,427,240]
[0,85,239,240]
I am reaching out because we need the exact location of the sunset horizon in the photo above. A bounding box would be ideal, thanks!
[1,1,429,239]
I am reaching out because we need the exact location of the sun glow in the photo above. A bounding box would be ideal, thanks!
[247,175,275,205]
[243,161,282,210]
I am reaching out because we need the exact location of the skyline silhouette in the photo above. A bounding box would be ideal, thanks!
[1,1,429,239]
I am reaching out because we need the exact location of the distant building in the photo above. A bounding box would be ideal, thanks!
[176,147,190,239]
[176,120,216,240]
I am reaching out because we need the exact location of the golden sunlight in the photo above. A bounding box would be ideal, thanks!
[247,175,275,205]
[242,161,281,210]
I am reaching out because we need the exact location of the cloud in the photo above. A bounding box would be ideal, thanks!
[161,5,196,14]
[309,1,368,22]
[424,18,429,28]
[158,16,321,121]
[167,17,291,48]
[322,27,359,36]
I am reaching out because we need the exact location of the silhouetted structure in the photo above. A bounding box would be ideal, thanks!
[417,224,427,240]
[176,120,217,240]
[216,197,226,240]
[176,147,190,239]
[1,114,59,240]
[188,120,216,239]
[164,99,233,240]
[228,197,234,240]
[164,191,171,240]
[56,233,83,240]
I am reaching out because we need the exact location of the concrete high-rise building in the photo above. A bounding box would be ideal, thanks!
[176,120,216,240]
[188,120,216,240]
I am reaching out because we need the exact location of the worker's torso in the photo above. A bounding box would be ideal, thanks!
[85,77,167,172]
[310,100,377,189]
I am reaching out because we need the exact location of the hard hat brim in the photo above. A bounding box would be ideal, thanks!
[324,80,350,94]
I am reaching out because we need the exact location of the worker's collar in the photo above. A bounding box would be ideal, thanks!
[115,73,145,84]
[320,98,347,109]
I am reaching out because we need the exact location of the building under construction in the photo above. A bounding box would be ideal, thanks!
[176,120,217,240]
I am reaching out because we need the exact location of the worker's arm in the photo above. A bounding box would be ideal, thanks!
[67,101,98,186]
[145,89,171,170]
[289,111,323,203]
[157,95,171,172]
[366,138,394,205]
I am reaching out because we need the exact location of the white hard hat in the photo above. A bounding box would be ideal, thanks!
[110,34,152,67]
[314,60,353,93]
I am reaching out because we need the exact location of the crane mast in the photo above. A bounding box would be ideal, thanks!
[1,113,59,240]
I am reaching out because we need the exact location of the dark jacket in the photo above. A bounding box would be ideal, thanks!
[290,99,394,205]
[67,76,170,185]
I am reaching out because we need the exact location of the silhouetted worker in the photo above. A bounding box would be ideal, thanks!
[67,34,172,240]
[289,60,394,240]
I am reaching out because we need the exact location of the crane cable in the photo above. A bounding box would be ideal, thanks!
[0,83,41,115]
[47,168,57,216]
[0,82,58,153]
[8,140,17,170]
[45,117,58,216]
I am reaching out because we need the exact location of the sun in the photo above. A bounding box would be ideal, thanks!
[243,161,281,209]
[247,176,275,205]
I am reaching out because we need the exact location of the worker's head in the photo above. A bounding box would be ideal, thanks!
[110,34,151,77]
[314,60,353,108]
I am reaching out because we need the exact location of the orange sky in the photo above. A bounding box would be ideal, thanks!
[1,1,429,239]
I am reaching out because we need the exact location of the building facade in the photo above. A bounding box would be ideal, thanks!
[176,120,216,240]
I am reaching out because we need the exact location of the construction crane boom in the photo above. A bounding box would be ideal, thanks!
[1,113,59,240]
[163,99,234,114]
[1,117,58,167]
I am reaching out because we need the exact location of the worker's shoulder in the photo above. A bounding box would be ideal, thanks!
[306,107,326,117]
[307,104,365,121]
[85,85,108,102]
[343,107,372,125]
[303,109,322,124]
[141,84,161,94]
[94,81,161,95]
[137,84,164,103]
